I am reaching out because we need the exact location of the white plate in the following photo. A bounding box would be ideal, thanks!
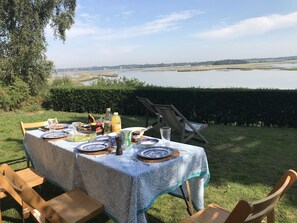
[77,142,108,152]
[41,132,68,139]
[122,127,146,133]
[44,123,68,130]
[137,146,174,159]
[93,136,110,142]
[137,138,159,146]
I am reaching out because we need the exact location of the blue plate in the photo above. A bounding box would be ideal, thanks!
[41,132,68,139]
[137,138,159,146]
[93,136,110,142]
[77,142,108,152]
[137,146,174,159]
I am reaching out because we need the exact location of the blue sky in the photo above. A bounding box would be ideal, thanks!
[46,0,297,68]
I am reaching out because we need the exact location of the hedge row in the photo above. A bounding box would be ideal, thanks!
[49,87,297,127]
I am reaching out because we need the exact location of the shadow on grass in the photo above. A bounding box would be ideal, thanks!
[0,157,27,166]
[194,125,297,207]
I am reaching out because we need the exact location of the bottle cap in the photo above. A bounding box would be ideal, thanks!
[106,108,111,113]
[114,112,118,115]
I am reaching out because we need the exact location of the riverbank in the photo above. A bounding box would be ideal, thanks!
[51,60,297,89]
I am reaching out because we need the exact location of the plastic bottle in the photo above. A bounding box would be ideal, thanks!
[111,112,121,132]
[103,108,112,134]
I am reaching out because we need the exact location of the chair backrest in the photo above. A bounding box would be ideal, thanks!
[154,104,186,133]
[20,118,58,136]
[4,164,67,223]
[136,96,158,116]
[225,169,297,223]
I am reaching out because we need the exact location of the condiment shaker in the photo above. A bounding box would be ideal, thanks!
[116,136,123,155]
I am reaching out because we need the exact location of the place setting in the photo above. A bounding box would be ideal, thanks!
[75,135,116,155]
[40,131,69,140]
[134,127,180,163]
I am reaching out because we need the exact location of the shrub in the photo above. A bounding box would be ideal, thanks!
[0,78,31,111]
[91,76,149,88]
[49,87,297,127]
[51,76,74,87]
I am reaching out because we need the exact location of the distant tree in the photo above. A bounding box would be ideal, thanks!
[0,0,76,95]
[92,76,149,88]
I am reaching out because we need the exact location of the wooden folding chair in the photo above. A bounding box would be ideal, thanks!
[20,118,57,167]
[179,169,297,223]
[136,96,161,128]
[20,118,58,136]
[4,164,103,223]
[154,104,208,143]
[0,164,45,222]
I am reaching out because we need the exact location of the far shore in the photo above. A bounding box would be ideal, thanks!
[52,59,297,83]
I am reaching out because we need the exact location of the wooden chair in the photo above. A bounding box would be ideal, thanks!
[20,118,57,167]
[179,169,297,223]
[154,104,208,143]
[4,164,104,223]
[136,96,161,128]
[0,164,45,222]
[20,118,58,136]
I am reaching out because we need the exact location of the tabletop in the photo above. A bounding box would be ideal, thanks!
[24,130,210,223]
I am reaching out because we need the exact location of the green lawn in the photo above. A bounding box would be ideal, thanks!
[0,111,296,222]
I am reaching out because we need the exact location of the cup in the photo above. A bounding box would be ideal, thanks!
[71,122,81,134]
[160,127,171,146]
[120,130,132,150]
[48,119,57,132]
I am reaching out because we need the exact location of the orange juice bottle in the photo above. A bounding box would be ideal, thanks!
[111,112,121,132]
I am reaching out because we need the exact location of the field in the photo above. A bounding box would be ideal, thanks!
[0,111,297,222]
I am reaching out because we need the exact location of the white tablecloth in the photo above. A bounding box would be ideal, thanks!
[24,130,210,223]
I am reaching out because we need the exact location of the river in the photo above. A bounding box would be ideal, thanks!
[57,68,297,89]
[117,69,297,89]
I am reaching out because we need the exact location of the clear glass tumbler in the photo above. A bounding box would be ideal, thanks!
[160,127,171,146]
[47,119,57,132]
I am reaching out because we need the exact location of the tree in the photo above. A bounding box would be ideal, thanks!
[0,0,76,95]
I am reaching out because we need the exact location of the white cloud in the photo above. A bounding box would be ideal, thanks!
[64,10,202,41]
[193,11,297,40]
[66,26,98,38]
[97,10,202,41]
[116,10,134,19]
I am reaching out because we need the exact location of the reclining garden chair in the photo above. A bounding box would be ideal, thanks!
[179,169,297,223]
[154,104,208,143]
[136,96,162,128]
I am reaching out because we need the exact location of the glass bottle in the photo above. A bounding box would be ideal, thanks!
[103,108,112,134]
[111,112,121,132]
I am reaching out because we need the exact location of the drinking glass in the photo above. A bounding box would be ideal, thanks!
[120,130,132,150]
[71,122,81,134]
[160,127,171,146]
[47,119,57,132]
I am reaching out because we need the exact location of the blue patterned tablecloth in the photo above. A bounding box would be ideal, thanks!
[24,130,210,223]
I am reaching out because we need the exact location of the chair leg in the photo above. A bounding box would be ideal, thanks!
[267,209,275,223]
[0,196,2,223]
[26,159,30,168]
[145,111,149,127]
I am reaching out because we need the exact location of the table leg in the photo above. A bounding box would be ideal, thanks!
[179,180,195,216]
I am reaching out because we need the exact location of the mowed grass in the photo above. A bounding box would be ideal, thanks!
[0,111,296,222]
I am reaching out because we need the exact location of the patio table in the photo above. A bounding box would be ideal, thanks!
[24,130,210,223]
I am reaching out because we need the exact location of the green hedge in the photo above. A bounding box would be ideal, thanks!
[49,87,297,127]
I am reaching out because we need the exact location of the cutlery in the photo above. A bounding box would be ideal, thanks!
[139,126,153,136]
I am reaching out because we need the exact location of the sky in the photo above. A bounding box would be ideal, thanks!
[45,0,297,69]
